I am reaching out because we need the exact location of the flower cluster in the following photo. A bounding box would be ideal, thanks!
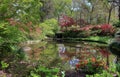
[75,57,107,74]
[59,15,75,27]
[60,23,115,36]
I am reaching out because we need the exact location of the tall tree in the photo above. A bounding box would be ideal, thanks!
[53,0,72,19]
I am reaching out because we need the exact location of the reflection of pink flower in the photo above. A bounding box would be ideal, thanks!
[76,64,80,68]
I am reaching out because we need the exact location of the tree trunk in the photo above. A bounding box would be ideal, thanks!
[119,0,120,21]
[108,7,112,24]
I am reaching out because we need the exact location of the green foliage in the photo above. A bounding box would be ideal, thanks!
[113,21,120,27]
[39,18,59,38]
[44,18,60,33]
[87,36,111,43]
[1,61,9,70]
[116,63,120,72]
[0,22,26,43]
[30,65,59,77]
[0,21,27,60]
[0,0,43,59]
[86,63,120,77]
[0,21,26,45]
[53,0,72,16]
[17,0,42,23]
[0,0,43,22]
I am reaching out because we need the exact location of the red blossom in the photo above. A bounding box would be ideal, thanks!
[59,15,75,27]
[100,24,112,33]
[76,64,80,68]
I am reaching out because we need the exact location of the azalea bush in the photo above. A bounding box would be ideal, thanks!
[96,24,115,36]
[80,24,115,36]
[60,24,115,38]
[59,15,75,28]
[75,57,107,75]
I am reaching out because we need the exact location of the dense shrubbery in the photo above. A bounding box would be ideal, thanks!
[40,18,59,38]
[0,1,59,76]
[113,21,120,27]
[61,24,115,38]
[0,21,26,60]
[58,15,116,39]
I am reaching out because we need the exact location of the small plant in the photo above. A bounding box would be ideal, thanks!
[116,63,120,72]
[1,61,9,70]
[30,65,59,77]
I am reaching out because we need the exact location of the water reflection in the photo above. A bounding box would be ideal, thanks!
[57,43,107,69]
[23,41,110,69]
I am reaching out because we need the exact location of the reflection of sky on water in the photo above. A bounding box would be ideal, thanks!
[69,57,79,68]
[58,44,80,68]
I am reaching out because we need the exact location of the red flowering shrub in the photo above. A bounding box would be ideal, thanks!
[59,18,115,37]
[59,15,75,27]
[100,24,112,33]
[91,24,115,36]
[98,24,115,35]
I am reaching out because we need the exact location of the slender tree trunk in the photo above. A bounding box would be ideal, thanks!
[79,11,82,27]
[108,7,112,24]
[119,0,120,21]
[89,6,94,24]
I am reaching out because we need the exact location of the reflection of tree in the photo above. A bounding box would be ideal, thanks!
[108,30,120,64]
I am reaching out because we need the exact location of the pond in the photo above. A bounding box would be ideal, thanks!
[23,40,115,71]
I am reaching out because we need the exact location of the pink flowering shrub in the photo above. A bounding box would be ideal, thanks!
[59,15,75,27]
[93,24,115,36]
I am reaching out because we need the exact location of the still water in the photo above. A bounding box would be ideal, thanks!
[23,41,112,70]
